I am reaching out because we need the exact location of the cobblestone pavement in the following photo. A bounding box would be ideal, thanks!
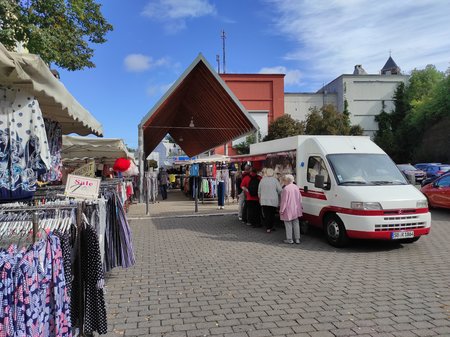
[104,209,450,337]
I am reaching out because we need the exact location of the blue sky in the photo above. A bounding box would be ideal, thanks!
[58,0,450,149]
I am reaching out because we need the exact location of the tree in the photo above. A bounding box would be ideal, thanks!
[390,82,408,132]
[393,66,446,162]
[147,159,158,169]
[234,132,260,155]
[264,114,305,141]
[305,105,364,135]
[374,101,396,156]
[0,0,113,70]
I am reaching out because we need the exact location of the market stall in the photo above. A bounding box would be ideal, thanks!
[1,44,135,336]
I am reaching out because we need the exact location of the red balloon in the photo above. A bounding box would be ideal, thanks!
[113,157,131,172]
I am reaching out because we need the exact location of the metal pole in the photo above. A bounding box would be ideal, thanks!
[145,173,149,216]
[194,177,199,213]
[76,203,85,336]
[138,125,144,203]
[32,211,39,243]
[221,30,226,74]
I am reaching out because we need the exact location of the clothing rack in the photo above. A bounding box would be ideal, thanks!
[0,202,88,336]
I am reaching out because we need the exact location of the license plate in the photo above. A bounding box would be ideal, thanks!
[391,231,414,239]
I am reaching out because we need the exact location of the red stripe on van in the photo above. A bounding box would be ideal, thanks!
[299,189,327,200]
[320,206,429,217]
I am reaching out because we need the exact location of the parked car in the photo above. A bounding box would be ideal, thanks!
[397,164,426,183]
[422,164,450,179]
[421,173,450,209]
[414,163,441,171]
[421,176,437,187]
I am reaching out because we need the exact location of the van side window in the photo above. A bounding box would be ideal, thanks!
[307,156,329,184]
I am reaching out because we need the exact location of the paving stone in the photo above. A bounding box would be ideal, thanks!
[103,211,450,337]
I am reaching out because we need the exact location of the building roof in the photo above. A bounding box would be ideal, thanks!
[381,56,400,73]
[139,54,258,157]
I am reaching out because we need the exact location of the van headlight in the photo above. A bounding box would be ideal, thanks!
[351,202,383,210]
[416,200,428,208]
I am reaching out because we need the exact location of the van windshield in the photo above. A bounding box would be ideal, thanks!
[327,153,407,186]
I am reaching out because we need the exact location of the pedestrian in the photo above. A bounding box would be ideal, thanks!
[237,165,251,222]
[279,174,303,244]
[158,168,169,200]
[241,168,262,227]
[258,168,282,233]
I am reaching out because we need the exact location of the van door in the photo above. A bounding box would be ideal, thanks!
[300,155,331,225]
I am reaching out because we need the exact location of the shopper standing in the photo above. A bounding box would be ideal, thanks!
[241,168,262,227]
[258,168,282,233]
[279,174,303,243]
[158,168,169,200]
[237,165,251,222]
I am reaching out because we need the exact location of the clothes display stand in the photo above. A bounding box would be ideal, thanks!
[0,190,136,336]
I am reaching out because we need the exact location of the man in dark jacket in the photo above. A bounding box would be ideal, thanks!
[158,168,169,200]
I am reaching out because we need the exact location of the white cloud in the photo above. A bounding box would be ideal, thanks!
[259,66,302,86]
[124,54,171,72]
[142,0,216,33]
[267,0,450,84]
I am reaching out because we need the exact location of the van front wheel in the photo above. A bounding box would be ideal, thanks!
[325,215,349,247]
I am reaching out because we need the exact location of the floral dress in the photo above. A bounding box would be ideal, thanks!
[2,233,72,337]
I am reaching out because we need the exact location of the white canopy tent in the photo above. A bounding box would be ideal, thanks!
[0,43,103,136]
[62,136,132,166]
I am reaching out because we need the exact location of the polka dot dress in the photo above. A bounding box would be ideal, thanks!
[81,223,108,334]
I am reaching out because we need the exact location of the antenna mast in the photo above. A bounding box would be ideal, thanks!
[221,29,226,73]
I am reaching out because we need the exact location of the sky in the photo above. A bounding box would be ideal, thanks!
[58,0,450,149]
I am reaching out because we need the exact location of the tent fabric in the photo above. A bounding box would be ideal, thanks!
[0,43,103,136]
[62,135,131,165]
[139,53,258,158]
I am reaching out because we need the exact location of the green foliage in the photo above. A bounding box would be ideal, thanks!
[147,159,158,169]
[374,65,449,163]
[234,132,260,155]
[264,114,305,141]
[304,105,364,136]
[0,0,113,70]
[373,101,397,157]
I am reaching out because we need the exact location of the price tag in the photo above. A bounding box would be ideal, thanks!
[65,174,101,199]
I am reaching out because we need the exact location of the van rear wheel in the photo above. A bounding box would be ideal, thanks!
[325,215,349,247]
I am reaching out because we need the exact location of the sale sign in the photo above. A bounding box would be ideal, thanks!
[65,174,101,199]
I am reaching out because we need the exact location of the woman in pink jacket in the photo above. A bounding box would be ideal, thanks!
[279,174,303,244]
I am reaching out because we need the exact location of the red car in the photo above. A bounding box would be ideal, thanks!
[421,173,450,209]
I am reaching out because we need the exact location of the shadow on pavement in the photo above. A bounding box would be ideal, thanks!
[152,214,407,254]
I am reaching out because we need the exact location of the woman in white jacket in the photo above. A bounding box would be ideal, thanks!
[258,168,282,233]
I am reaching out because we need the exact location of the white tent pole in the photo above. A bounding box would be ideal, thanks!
[138,125,144,203]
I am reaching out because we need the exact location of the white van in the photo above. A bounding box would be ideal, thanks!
[249,136,431,247]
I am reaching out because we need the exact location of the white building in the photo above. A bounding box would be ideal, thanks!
[285,57,409,136]
[285,92,338,122]
[146,139,183,168]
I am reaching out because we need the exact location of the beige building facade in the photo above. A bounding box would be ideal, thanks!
[285,57,409,137]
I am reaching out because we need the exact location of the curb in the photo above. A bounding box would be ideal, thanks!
[128,212,238,220]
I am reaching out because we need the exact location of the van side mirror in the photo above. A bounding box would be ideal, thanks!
[405,172,416,185]
[315,175,325,189]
